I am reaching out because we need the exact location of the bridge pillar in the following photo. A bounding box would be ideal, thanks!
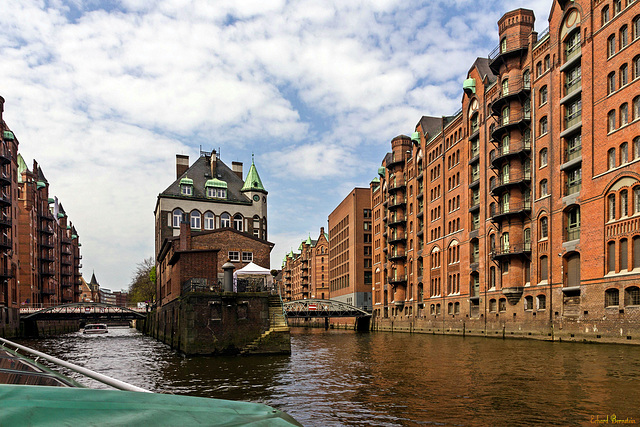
[324,317,329,330]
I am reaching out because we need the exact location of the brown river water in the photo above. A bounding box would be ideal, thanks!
[17,327,640,426]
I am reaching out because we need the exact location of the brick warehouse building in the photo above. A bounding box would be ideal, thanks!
[280,228,329,302]
[328,188,372,312]
[372,0,640,342]
[17,156,82,307]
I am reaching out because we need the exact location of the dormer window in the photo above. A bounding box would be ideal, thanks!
[180,177,193,196]
[205,178,227,199]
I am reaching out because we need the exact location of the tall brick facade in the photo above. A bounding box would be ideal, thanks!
[280,228,329,301]
[372,1,640,342]
[17,158,82,307]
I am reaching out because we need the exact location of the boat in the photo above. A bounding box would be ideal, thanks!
[0,337,301,426]
[83,323,108,334]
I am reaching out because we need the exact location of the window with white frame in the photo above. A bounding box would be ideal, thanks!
[242,252,253,262]
[204,212,214,230]
[234,214,243,231]
[228,251,240,262]
[172,209,183,228]
[190,210,201,229]
[221,213,231,227]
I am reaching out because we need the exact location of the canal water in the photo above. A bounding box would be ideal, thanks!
[17,327,640,426]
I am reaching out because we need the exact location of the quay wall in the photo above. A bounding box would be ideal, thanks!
[0,308,20,338]
[139,292,290,355]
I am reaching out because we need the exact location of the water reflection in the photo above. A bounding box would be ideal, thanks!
[17,327,640,426]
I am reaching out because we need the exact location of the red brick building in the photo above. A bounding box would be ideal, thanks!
[280,228,329,301]
[372,1,640,342]
[17,157,82,307]
[0,96,20,331]
[156,221,273,307]
[328,188,372,311]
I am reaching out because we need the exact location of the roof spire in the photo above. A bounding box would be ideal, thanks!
[241,155,266,193]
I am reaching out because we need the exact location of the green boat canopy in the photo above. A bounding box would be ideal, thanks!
[0,385,301,427]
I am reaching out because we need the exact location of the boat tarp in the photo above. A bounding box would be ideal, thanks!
[0,384,301,426]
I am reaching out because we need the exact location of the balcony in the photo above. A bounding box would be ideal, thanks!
[388,180,406,193]
[388,197,407,210]
[387,274,408,285]
[0,195,11,207]
[39,211,55,222]
[388,232,407,243]
[490,170,531,195]
[61,281,72,288]
[490,139,531,168]
[564,44,581,66]
[0,236,11,250]
[41,287,56,295]
[490,201,532,221]
[388,250,406,261]
[560,79,581,105]
[565,180,581,196]
[40,238,54,248]
[566,227,580,242]
[40,253,55,263]
[0,149,11,165]
[491,242,532,259]
[41,266,55,276]
[488,36,530,73]
[469,123,480,140]
[489,78,531,115]
[388,214,407,226]
[564,111,581,133]
[0,266,13,278]
[491,110,531,141]
[0,174,10,186]
[387,153,405,168]
[0,217,10,229]
[469,147,480,165]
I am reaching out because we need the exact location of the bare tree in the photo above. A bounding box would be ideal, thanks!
[128,257,156,303]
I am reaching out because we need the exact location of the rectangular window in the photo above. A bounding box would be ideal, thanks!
[565,99,582,129]
[242,252,253,262]
[228,251,240,262]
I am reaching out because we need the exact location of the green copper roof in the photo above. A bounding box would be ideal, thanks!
[48,198,55,204]
[378,167,385,176]
[72,234,78,239]
[205,178,227,188]
[411,132,420,143]
[57,213,65,218]
[297,242,303,251]
[371,177,380,183]
[37,181,46,189]
[241,159,265,192]
[3,131,14,141]
[463,78,476,94]
[179,177,193,186]
[17,154,27,183]
[305,235,313,246]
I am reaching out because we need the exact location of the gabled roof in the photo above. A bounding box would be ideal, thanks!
[471,57,497,85]
[417,116,443,141]
[90,272,99,285]
[160,155,251,204]
[241,159,266,193]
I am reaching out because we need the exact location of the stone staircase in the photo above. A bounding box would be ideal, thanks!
[239,295,289,355]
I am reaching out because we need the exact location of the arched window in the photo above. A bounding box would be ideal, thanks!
[625,286,640,306]
[172,209,183,228]
[607,34,616,57]
[537,294,546,310]
[634,55,640,79]
[620,64,628,87]
[620,25,628,49]
[634,15,640,41]
[620,103,629,126]
[489,298,497,312]
[539,148,548,167]
[502,106,509,125]
[602,5,610,26]
[608,72,616,94]
[220,213,231,228]
[605,288,619,307]
[524,295,534,310]
[621,142,629,164]
[204,212,214,230]
[633,96,640,121]
[566,206,581,241]
[501,232,510,252]
[609,194,616,221]
[608,148,616,169]
[540,179,548,197]
[501,134,510,154]
[539,85,548,105]
[253,216,261,238]
[621,190,629,217]
[190,210,201,229]
[540,217,548,239]
[634,186,640,213]
[539,116,548,135]
[500,37,507,53]
[502,78,509,96]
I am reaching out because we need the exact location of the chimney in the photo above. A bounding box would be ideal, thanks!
[176,155,189,179]
[210,155,217,178]
[320,227,325,235]
[232,162,243,179]
[179,219,191,251]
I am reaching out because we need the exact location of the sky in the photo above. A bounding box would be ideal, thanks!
[0,0,553,292]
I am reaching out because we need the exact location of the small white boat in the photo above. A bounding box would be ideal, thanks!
[83,324,108,334]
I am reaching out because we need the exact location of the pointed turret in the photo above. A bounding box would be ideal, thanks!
[241,156,267,193]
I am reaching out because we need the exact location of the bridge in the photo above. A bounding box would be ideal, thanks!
[20,302,147,322]
[283,299,371,318]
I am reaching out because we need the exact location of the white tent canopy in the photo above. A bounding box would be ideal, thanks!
[235,262,271,276]
[233,262,273,292]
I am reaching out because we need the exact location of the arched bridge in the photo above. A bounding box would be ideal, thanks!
[283,299,371,318]
[21,302,147,321]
